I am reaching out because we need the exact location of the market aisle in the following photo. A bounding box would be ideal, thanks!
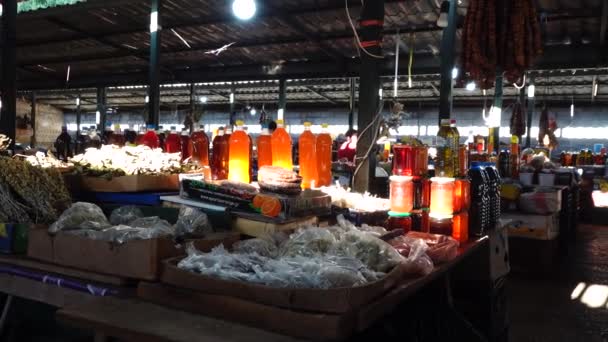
[509,224,608,342]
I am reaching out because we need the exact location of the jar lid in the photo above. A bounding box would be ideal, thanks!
[430,176,456,183]
[390,175,413,182]
[388,211,411,217]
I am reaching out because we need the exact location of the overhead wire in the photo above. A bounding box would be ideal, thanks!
[345,0,384,59]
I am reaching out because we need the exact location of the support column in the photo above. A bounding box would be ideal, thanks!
[438,0,458,123]
[348,78,356,130]
[148,0,162,127]
[96,87,106,131]
[0,0,17,151]
[525,77,535,148]
[354,0,384,193]
[31,92,37,148]
[278,79,286,121]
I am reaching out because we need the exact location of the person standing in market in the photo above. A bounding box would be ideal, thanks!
[55,126,73,161]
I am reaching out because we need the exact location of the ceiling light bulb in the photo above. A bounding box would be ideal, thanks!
[378,88,383,99]
[571,103,574,117]
[76,97,80,106]
[452,67,459,79]
[594,83,599,97]
[145,95,149,103]
[466,82,476,91]
[232,0,256,20]
[150,11,158,33]
[199,96,208,103]
[437,1,450,28]
[527,84,535,98]
[250,108,256,115]
[229,93,235,104]
[95,111,101,125]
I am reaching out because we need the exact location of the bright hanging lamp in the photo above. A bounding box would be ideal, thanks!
[232,0,256,20]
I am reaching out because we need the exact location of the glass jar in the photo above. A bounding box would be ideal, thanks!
[453,179,471,213]
[388,211,412,234]
[452,212,469,242]
[430,216,453,236]
[430,177,455,218]
[412,146,429,177]
[411,210,422,232]
[392,144,413,176]
[414,177,431,209]
[390,176,414,213]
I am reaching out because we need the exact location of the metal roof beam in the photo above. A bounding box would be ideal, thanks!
[304,86,338,104]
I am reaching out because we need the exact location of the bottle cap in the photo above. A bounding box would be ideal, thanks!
[170,126,177,131]
[450,119,457,125]
[114,124,121,131]
[304,122,312,127]
[146,124,156,130]
[277,119,284,125]
[511,135,519,144]
[440,119,450,125]
[321,123,329,128]
[236,120,244,126]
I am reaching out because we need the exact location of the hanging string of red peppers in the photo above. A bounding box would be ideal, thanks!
[462,0,543,89]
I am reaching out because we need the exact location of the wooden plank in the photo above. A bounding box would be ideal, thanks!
[0,255,133,286]
[0,274,107,308]
[57,297,301,342]
[138,282,351,341]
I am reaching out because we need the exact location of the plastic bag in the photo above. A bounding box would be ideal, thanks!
[174,206,213,238]
[49,202,110,234]
[330,230,404,273]
[109,206,144,226]
[233,238,279,258]
[279,228,337,257]
[130,217,173,233]
[389,236,434,276]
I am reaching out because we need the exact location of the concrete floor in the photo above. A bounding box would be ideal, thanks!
[509,224,608,342]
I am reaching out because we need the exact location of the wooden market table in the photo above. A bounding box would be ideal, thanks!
[0,237,490,342]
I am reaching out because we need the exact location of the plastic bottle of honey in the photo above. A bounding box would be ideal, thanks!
[211,128,227,180]
[257,126,273,169]
[228,120,251,183]
[299,122,318,189]
[190,125,210,167]
[164,126,182,154]
[141,124,160,149]
[271,119,293,170]
[180,130,192,162]
[316,123,333,187]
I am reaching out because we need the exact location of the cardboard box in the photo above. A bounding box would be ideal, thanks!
[80,174,179,193]
[502,212,559,240]
[27,228,240,281]
[162,257,404,314]
[232,215,318,237]
[137,282,355,341]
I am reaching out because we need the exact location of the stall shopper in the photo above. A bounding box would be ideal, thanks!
[338,129,358,163]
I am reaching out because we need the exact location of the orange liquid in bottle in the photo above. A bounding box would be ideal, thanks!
[141,125,160,149]
[257,128,273,168]
[228,121,251,183]
[190,126,210,167]
[165,127,182,154]
[271,120,293,170]
[316,124,333,186]
[299,122,318,189]
[180,131,192,162]
[211,129,227,180]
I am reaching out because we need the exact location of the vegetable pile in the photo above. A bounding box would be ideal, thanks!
[71,145,182,177]
[462,0,543,88]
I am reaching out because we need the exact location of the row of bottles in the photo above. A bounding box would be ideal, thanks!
[81,120,334,187]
